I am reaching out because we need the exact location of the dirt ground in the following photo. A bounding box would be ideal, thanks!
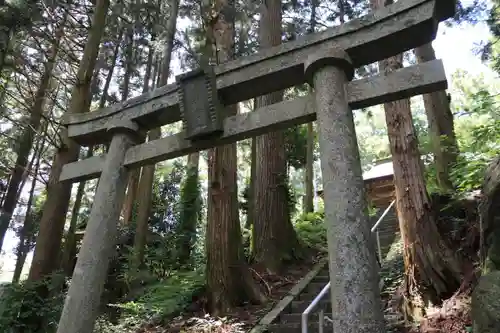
[137,254,324,332]
[139,233,478,333]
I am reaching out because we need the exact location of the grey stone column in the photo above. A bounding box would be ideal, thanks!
[304,49,386,333]
[56,120,143,333]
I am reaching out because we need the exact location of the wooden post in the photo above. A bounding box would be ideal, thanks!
[305,49,385,332]
[56,120,143,333]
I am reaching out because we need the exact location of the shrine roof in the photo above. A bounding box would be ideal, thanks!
[362,161,394,181]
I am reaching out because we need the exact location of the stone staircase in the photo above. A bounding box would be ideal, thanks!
[265,268,332,332]
[251,255,404,333]
[249,260,332,333]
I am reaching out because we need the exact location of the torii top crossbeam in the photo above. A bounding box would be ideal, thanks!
[62,0,454,145]
[60,0,456,183]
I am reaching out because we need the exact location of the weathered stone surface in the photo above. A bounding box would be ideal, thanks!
[304,48,354,84]
[60,60,447,183]
[308,49,385,332]
[472,157,500,333]
[480,156,500,273]
[176,66,224,140]
[56,122,141,333]
[472,271,500,333]
[63,0,454,146]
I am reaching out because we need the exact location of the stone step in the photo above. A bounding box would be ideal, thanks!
[289,299,331,313]
[297,291,323,301]
[305,281,328,294]
[279,312,333,324]
[312,275,330,283]
[266,322,332,333]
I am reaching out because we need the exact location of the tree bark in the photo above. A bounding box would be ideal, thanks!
[415,43,459,192]
[132,57,161,267]
[27,0,110,282]
[302,0,318,215]
[60,32,121,276]
[133,0,179,267]
[12,125,46,283]
[99,29,123,108]
[0,25,13,78]
[60,148,92,277]
[122,34,154,226]
[0,13,67,253]
[479,156,500,272]
[175,152,200,267]
[253,0,302,274]
[205,0,266,315]
[247,134,256,228]
[304,122,314,213]
[370,0,462,315]
[471,158,500,332]
[121,26,134,102]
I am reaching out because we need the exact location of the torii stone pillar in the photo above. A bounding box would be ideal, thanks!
[56,120,143,333]
[305,49,385,332]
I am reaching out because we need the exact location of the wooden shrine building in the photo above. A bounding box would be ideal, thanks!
[317,158,399,260]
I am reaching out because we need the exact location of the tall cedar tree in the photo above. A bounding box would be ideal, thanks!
[0,8,68,253]
[28,0,110,282]
[370,0,463,317]
[133,0,180,266]
[303,0,319,214]
[61,29,124,277]
[253,0,303,274]
[415,43,459,192]
[205,0,266,314]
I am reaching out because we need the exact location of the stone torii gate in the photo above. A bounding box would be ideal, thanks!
[55,0,455,332]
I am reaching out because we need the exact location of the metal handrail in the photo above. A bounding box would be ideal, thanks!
[301,199,396,333]
[371,199,396,232]
[301,282,330,333]
[371,199,396,263]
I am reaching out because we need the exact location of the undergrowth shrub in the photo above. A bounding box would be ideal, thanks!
[94,270,205,333]
[241,226,253,259]
[295,211,327,252]
[0,278,65,333]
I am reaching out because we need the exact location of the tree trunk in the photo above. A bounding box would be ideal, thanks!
[304,121,314,213]
[247,134,256,229]
[469,158,500,332]
[99,30,123,108]
[60,32,121,276]
[121,26,134,102]
[253,0,302,274]
[370,0,462,316]
[479,156,500,272]
[302,0,318,215]
[205,0,266,315]
[415,43,459,192]
[122,34,154,226]
[28,0,110,282]
[12,125,46,283]
[175,152,200,267]
[0,13,67,253]
[0,26,12,77]
[133,0,179,267]
[132,57,161,267]
[60,147,92,277]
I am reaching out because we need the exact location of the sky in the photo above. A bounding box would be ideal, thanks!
[0,6,497,282]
